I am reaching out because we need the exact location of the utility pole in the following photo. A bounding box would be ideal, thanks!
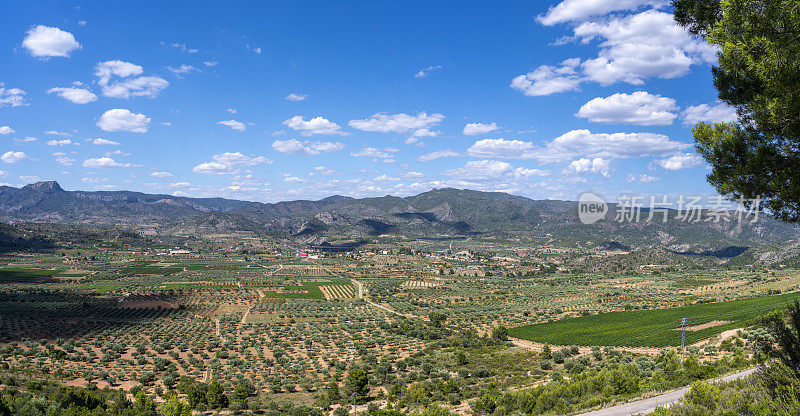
[678,317,692,362]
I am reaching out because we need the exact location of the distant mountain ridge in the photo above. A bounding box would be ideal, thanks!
[0,182,797,250]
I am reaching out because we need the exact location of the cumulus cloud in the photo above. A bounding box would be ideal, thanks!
[218,120,246,131]
[0,85,28,108]
[681,102,738,126]
[446,160,550,182]
[466,131,689,163]
[285,93,307,101]
[510,58,582,96]
[350,147,398,160]
[0,126,14,135]
[566,157,611,177]
[349,112,444,134]
[91,138,120,145]
[46,139,72,146]
[1,151,27,163]
[655,152,703,170]
[417,149,461,162]
[150,171,173,177]
[283,116,344,136]
[211,152,271,166]
[82,157,134,168]
[102,76,169,99]
[192,152,271,175]
[53,152,75,166]
[271,139,345,156]
[46,86,97,104]
[576,91,678,125]
[192,161,230,175]
[97,109,150,133]
[467,139,536,159]
[22,25,81,58]
[575,10,717,86]
[95,60,168,98]
[538,0,668,26]
[95,61,143,85]
[463,122,499,136]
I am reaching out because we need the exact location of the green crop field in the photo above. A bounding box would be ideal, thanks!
[509,291,800,347]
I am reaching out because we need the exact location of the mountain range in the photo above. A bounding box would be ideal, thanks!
[0,181,797,251]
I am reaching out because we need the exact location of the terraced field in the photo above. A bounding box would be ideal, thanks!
[509,291,800,347]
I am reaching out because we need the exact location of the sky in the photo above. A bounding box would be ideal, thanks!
[0,0,736,203]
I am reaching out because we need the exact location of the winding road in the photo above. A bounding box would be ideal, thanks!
[573,367,760,416]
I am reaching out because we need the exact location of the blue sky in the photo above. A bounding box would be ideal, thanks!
[0,0,734,203]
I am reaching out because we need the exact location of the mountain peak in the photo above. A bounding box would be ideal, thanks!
[23,181,64,193]
[320,195,353,203]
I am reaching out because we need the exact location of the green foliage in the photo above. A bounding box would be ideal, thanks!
[344,368,369,399]
[675,0,800,222]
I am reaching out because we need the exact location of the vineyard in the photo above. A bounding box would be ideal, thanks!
[509,290,800,347]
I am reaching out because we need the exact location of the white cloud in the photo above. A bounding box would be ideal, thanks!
[46,87,97,104]
[53,152,75,166]
[45,130,71,137]
[566,157,611,177]
[91,138,120,145]
[22,25,81,58]
[538,0,668,26]
[192,161,230,175]
[150,171,173,177]
[204,61,218,67]
[656,153,703,170]
[271,139,345,156]
[466,131,689,163]
[285,93,307,101]
[95,60,143,85]
[627,173,660,183]
[575,10,717,85]
[162,42,198,53]
[349,112,444,134]
[681,102,738,126]
[417,149,461,162]
[412,128,439,138]
[1,151,27,163]
[510,58,582,96]
[350,147,398,160]
[0,85,27,108]
[46,139,72,146]
[191,152,271,175]
[414,65,442,78]
[97,109,150,133]
[467,139,535,159]
[535,130,689,162]
[16,137,37,144]
[95,60,168,98]
[82,157,133,168]
[167,64,198,76]
[102,76,169,99]
[313,166,335,175]
[226,108,237,114]
[284,116,344,136]
[446,160,550,181]
[576,91,678,125]
[81,177,109,183]
[19,175,40,183]
[463,122,499,136]
[218,120,246,131]
[0,126,14,135]
[211,152,271,166]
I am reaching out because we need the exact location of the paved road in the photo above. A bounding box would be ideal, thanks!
[574,367,760,416]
